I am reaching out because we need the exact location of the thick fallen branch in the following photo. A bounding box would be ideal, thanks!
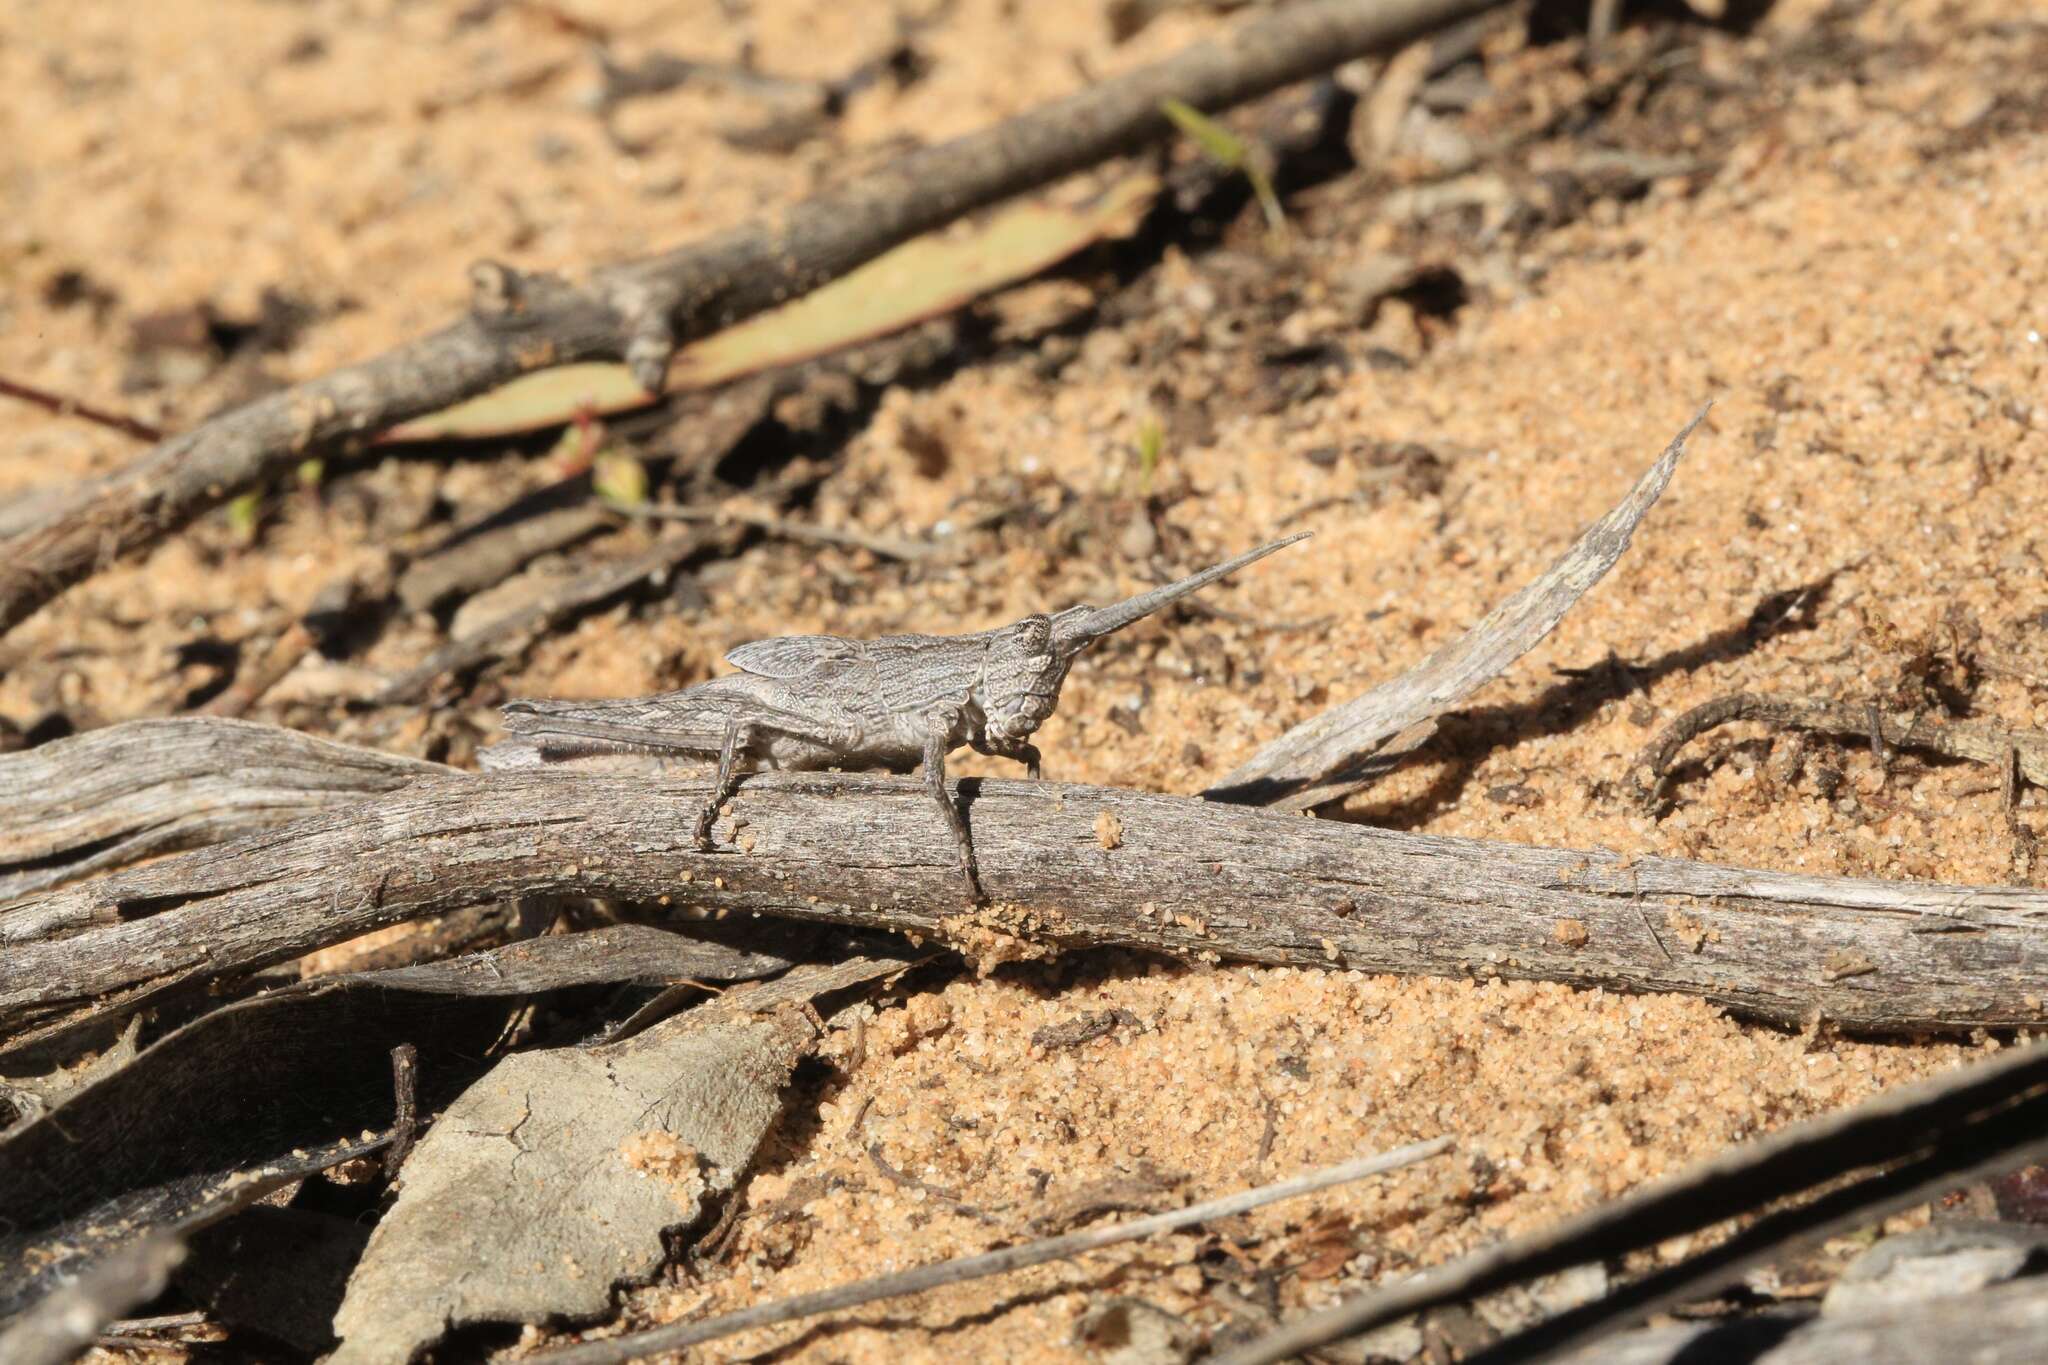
[1209,408,1707,809]
[533,1138,1453,1365]
[0,718,449,904]
[1215,1037,2048,1365]
[0,0,1502,638]
[4,768,2046,1056]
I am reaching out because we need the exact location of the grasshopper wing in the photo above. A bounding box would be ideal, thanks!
[723,635,864,680]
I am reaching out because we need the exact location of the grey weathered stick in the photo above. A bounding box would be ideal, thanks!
[617,501,934,562]
[0,0,1504,639]
[492,534,1310,899]
[531,1138,1452,1365]
[0,1231,185,1365]
[1214,1037,2048,1365]
[0,717,450,906]
[1208,408,1707,809]
[1636,693,2048,802]
[394,504,616,613]
[4,769,2047,1054]
[372,526,723,705]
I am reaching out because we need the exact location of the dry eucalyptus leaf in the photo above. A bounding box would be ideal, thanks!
[383,175,1158,443]
[327,957,907,1364]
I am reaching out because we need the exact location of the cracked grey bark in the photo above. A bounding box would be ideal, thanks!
[0,717,450,903]
[0,0,1504,638]
[2,769,2044,1054]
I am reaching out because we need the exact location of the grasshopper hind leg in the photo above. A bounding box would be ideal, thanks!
[696,721,754,851]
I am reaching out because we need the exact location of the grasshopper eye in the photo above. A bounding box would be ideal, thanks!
[1017,615,1052,651]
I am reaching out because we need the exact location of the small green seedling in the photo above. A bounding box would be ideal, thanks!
[1159,98,1286,239]
[593,450,650,508]
[225,491,262,542]
[1135,415,1166,493]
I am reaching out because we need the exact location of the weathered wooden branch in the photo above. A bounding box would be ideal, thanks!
[0,0,1503,638]
[4,768,2046,1056]
[0,718,448,904]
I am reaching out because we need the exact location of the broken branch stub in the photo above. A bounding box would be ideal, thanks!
[1207,407,1708,808]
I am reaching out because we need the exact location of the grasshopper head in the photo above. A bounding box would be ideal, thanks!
[980,613,1070,743]
[980,535,1310,744]
[1046,533,1311,657]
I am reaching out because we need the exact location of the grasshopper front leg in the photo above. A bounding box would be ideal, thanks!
[924,723,985,902]
[971,736,1042,780]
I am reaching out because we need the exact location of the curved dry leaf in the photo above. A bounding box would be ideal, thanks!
[1207,408,1708,808]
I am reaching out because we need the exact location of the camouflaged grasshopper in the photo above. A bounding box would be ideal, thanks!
[493,532,1309,899]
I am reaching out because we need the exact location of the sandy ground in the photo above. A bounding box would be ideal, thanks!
[3,0,2046,1360]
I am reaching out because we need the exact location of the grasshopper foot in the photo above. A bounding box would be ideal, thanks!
[691,801,719,853]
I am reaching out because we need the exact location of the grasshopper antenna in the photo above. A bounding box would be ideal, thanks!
[1051,532,1312,656]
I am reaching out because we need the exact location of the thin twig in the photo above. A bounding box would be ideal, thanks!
[199,622,316,718]
[1633,692,2048,810]
[383,1042,421,1181]
[99,1312,211,1336]
[867,1140,1000,1225]
[0,0,1504,639]
[617,501,933,562]
[530,1138,1451,1364]
[0,375,163,444]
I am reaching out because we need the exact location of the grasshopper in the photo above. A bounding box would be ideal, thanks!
[492,532,1309,899]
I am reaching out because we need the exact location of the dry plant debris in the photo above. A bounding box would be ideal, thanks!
[4,0,2048,1359]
